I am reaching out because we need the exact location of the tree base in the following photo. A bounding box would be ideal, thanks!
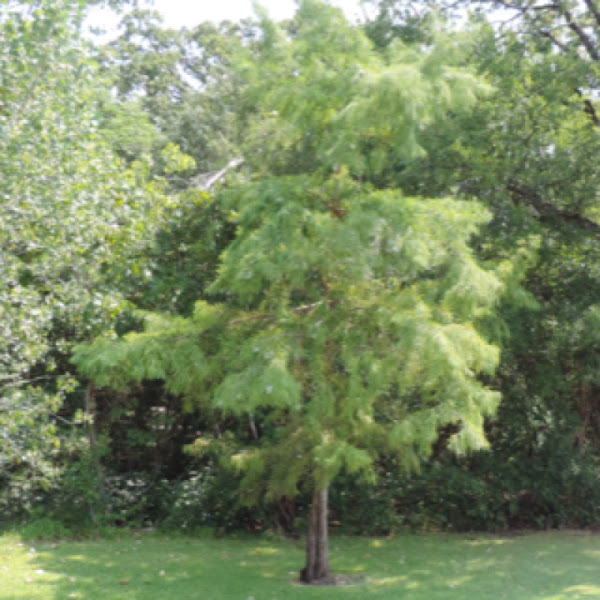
[301,486,329,583]
[297,573,364,586]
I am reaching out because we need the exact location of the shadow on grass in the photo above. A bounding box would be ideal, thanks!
[4,530,600,599]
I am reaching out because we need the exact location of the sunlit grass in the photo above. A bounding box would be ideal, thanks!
[2,529,600,599]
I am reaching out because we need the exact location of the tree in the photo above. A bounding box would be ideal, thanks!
[102,7,252,177]
[362,0,600,528]
[73,0,504,582]
[0,0,167,511]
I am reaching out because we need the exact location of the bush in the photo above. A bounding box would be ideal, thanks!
[15,415,600,537]
[329,470,404,535]
[327,424,600,535]
[388,437,600,532]
[160,469,218,532]
[19,518,71,541]
[160,464,274,534]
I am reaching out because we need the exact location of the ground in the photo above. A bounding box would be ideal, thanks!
[1,529,600,599]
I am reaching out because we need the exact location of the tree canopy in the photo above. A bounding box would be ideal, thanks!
[0,0,166,502]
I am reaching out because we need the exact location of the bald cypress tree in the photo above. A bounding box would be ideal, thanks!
[74,0,503,583]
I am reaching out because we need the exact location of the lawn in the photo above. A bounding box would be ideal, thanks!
[1,529,600,599]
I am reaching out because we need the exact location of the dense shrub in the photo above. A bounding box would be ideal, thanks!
[326,424,600,535]
[386,442,600,533]
[13,415,600,537]
[19,517,71,541]
[329,470,404,535]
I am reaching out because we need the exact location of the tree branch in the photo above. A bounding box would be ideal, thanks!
[227,301,325,327]
[191,157,244,191]
[489,1,558,12]
[577,90,600,126]
[583,0,600,29]
[561,7,600,61]
[507,180,600,232]
[539,28,569,53]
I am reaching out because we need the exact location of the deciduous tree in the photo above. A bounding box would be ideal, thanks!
[0,0,166,508]
[73,0,504,581]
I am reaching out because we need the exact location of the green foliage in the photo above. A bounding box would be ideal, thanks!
[329,430,600,534]
[14,0,600,538]
[239,2,490,179]
[42,436,109,528]
[99,98,161,163]
[19,518,71,541]
[329,470,404,535]
[126,190,235,315]
[103,8,250,177]
[364,0,600,529]
[73,2,503,542]
[159,469,222,532]
[159,466,274,533]
[0,0,169,505]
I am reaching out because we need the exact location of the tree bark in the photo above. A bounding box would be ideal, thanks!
[85,382,96,448]
[85,382,104,524]
[299,484,330,583]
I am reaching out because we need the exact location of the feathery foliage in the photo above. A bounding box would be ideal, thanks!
[73,0,502,580]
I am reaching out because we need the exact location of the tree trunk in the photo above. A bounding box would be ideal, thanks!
[299,483,330,583]
[85,382,96,449]
[85,383,105,524]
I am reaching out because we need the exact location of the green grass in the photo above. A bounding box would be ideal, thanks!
[1,529,600,599]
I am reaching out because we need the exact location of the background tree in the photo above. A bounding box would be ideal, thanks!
[361,0,600,528]
[101,7,252,178]
[0,0,168,515]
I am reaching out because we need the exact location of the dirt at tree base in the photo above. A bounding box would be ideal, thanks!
[297,574,365,586]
